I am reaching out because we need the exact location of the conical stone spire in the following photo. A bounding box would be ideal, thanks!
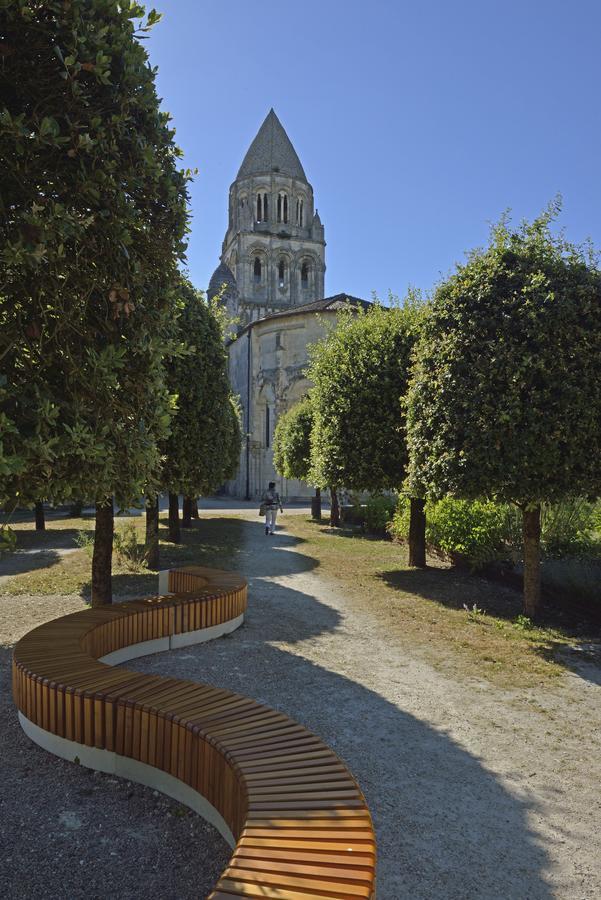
[237,109,307,181]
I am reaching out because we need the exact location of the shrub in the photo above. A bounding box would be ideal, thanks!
[75,530,94,559]
[389,495,511,568]
[424,498,510,569]
[113,523,146,571]
[540,500,600,558]
[0,526,17,554]
[360,494,397,534]
[389,496,601,570]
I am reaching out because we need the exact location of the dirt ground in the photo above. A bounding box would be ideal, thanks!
[2,507,600,899]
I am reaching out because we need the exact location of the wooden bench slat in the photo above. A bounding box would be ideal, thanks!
[12,565,376,899]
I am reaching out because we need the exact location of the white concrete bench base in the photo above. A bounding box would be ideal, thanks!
[18,712,235,847]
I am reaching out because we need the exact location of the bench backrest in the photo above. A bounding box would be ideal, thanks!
[13,565,377,899]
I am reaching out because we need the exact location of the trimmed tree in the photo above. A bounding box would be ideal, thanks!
[406,206,601,616]
[273,396,321,520]
[0,2,190,603]
[145,277,241,559]
[307,300,425,552]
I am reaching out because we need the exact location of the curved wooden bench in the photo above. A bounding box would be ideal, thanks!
[12,565,377,899]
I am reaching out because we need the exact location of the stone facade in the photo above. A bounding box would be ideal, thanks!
[209,110,367,500]
[226,299,367,500]
[211,109,325,330]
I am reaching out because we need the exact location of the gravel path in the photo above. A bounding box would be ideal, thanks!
[2,511,600,899]
[0,593,230,900]
[130,515,601,900]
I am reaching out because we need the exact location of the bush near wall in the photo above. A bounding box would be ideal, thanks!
[350,494,397,534]
[388,496,601,570]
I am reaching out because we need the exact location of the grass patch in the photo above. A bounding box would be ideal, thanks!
[281,517,600,688]
[2,509,598,687]
[0,514,246,600]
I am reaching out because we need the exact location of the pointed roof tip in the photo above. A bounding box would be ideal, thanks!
[208,260,237,299]
[237,110,307,182]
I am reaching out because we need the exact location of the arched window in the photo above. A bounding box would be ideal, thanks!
[301,262,310,288]
[256,192,268,222]
[278,258,286,287]
[253,256,262,283]
[277,191,289,224]
[296,198,304,227]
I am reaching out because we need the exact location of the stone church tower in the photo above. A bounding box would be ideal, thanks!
[211,110,368,500]
[208,109,326,329]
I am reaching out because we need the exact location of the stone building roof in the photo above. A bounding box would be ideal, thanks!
[208,261,237,300]
[232,294,371,341]
[261,294,370,321]
[237,109,307,181]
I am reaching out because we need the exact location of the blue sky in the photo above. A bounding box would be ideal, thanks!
[146,0,601,301]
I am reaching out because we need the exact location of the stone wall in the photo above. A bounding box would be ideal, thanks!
[226,309,338,500]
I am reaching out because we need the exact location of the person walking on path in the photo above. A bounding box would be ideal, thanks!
[261,482,283,535]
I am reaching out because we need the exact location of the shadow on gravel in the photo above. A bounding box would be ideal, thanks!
[1,515,556,898]
[131,577,555,898]
[0,647,230,900]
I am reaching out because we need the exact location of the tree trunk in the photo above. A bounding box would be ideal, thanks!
[168,493,181,543]
[91,499,114,606]
[311,487,322,522]
[145,495,159,569]
[182,496,193,528]
[408,497,427,568]
[34,501,45,531]
[522,505,542,618]
[70,500,83,517]
[329,487,340,527]
[190,497,199,518]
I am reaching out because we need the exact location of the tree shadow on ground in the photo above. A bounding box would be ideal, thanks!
[0,548,63,580]
[0,645,230,899]
[158,516,317,580]
[378,565,601,684]
[3,516,559,899]
[78,518,318,601]
[130,559,556,899]
[0,526,93,579]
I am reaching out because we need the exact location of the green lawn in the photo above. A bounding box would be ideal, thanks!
[0,514,245,599]
[280,516,600,688]
[2,510,598,688]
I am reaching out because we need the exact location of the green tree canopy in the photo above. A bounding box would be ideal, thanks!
[273,397,314,484]
[406,205,601,614]
[0,1,189,513]
[161,277,241,498]
[307,299,423,492]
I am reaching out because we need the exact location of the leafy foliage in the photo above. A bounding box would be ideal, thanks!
[389,495,601,570]
[161,277,241,497]
[0,525,17,554]
[540,500,601,558]
[273,397,314,483]
[406,204,601,507]
[0,1,190,509]
[113,521,146,571]
[308,298,423,491]
[351,493,397,534]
